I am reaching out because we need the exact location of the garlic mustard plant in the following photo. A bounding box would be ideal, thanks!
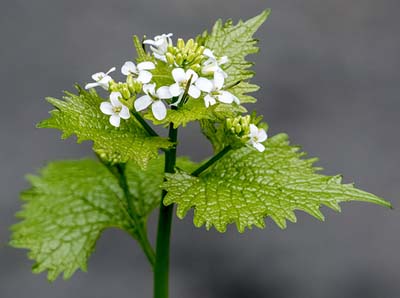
[10,10,391,298]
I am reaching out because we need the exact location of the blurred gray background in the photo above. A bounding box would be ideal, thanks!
[1,0,399,297]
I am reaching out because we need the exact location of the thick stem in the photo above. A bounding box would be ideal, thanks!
[154,122,178,298]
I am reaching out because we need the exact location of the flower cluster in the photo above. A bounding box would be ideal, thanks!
[84,33,266,152]
[225,115,268,152]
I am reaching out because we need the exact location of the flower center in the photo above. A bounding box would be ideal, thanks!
[113,106,122,113]
[179,80,188,88]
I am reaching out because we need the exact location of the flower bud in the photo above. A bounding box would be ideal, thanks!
[121,87,131,99]
[235,124,242,134]
[176,53,184,65]
[196,46,205,56]
[166,52,175,65]
[134,81,142,93]
[177,38,185,50]
[187,52,196,63]
[185,39,195,52]
[191,64,201,72]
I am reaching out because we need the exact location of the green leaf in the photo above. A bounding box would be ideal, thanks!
[204,10,270,103]
[38,86,171,168]
[164,134,391,233]
[10,160,135,281]
[10,157,198,281]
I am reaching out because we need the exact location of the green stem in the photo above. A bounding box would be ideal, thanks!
[191,145,232,177]
[154,121,178,298]
[114,164,156,266]
[96,154,155,265]
[133,112,159,137]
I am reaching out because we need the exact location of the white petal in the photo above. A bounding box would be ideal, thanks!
[134,95,153,111]
[109,115,121,127]
[137,61,155,71]
[253,142,265,152]
[214,71,225,90]
[185,69,198,82]
[153,38,166,47]
[153,53,167,62]
[106,67,116,75]
[203,48,215,59]
[195,77,213,93]
[137,70,153,84]
[121,61,137,75]
[204,94,216,107]
[217,91,234,104]
[258,129,268,142]
[92,72,105,81]
[169,83,183,97]
[98,75,112,90]
[100,102,114,115]
[219,56,229,65]
[85,82,100,89]
[188,85,201,99]
[119,105,131,119]
[152,100,167,120]
[249,124,259,138]
[143,39,156,45]
[156,86,172,99]
[143,83,156,96]
[110,92,122,107]
[172,68,186,83]
[201,63,218,75]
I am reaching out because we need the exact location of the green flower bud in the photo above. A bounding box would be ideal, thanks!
[126,75,135,92]
[185,39,195,52]
[191,64,201,72]
[121,87,131,99]
[167,45,175,53]
[235,124,242,134]
[108,81,118,92]
[193,55,204,65]
[187,52,196,63]
[166,52,175,65]
[134,81,142,93]
[177,38,185,50]
[176,53,184,66]
[196,46,205,56]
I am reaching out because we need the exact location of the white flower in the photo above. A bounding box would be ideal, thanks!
[169,68,202,99]
[143,33,173,62]
[195,71,239,107]
[100,92,130,127]
[248,124,268,152]
[85,67,116,90]
[134,83,172,120]
[121,61,155,84]
[202,48,228,77]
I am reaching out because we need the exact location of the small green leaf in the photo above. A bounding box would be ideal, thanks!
[38,86,171,168]
[204,10,270,103]
[164,134,391,233]
[10,160,134,281]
